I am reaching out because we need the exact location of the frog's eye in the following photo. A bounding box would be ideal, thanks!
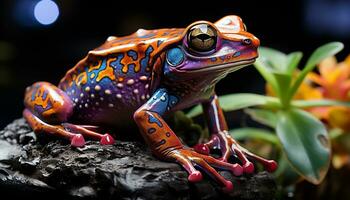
[187,24,217,53]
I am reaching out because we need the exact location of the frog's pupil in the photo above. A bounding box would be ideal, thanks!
[196,34,211,41]
[187,24,217,53]
[189,34,216,52]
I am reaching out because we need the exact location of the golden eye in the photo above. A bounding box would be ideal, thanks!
[187,24,217,53]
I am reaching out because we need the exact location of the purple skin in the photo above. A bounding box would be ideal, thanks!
[23,16,277,192]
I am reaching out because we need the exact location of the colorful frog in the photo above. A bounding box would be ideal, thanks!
[23,15,277,192]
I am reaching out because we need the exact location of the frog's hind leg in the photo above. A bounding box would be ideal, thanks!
[24,82,115,146]
[23,109,86,147]
[24,109,115,146]
[23,82,85,147]
[62,123,115,145]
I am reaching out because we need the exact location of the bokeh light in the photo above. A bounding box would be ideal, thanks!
[34,0,59,25]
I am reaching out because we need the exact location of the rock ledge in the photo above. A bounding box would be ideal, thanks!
[0,119,276,200]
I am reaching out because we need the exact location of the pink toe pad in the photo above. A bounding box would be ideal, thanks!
[71,134,85,147]
[232,164,243,176]
[243,162,255,174]
[100,133,115,145]
[222,180,234,193]
[188,171,203,182]
[266,160,278,172]
[193,144,210,155]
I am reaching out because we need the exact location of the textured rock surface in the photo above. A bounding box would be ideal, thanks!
[0,119,277,200]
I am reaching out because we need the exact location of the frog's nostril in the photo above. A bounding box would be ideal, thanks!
[242,39,252,45]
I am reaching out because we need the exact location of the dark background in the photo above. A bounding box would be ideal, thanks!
[0,0,350,128]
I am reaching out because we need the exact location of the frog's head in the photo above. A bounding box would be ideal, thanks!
[163,15,259,76]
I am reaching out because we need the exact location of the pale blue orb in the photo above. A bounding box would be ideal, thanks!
[34,0,59,25]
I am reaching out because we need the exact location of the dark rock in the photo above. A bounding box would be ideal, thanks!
[0,118,277,200]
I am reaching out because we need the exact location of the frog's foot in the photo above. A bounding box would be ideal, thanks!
[168,148,243,192]
[23,109,114,147]
[194,131,278,174]
[23,109,86,147]
[63,123,115,145]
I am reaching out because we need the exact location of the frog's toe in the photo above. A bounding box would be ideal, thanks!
[200,153,243,176]
[230,140,278,173]
[232,163,244,176]
[222,180,234,193]
[243,162,255,174]
[63,123,115,145]
[169,149,235,191]
[190,155,235,192]
[100,133,115,145]
[195,132,278,174]
[71,134,86,147]
[231,141,278,173]
[265,160,278,172]
[193,144,210,155]
[188,171,203,182]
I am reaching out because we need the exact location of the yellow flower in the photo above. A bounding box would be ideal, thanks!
[307,56,350,101]
[267,55,350,131]
[303,56,350,129]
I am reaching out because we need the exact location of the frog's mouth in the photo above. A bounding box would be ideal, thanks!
[179,58,257,73]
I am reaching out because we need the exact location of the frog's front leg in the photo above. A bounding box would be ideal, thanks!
[194,95,278,173]
[134,88,243,192]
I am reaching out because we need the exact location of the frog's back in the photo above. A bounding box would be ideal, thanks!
[58,28,184,125]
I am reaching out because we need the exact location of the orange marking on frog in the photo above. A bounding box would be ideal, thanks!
[25,85,62,117]
[118,77,124,82]
[37,97,55,116]
[96,57,117,82]
[120,53,140,73]
[88,60,102,72]
[76,72,87,86]
[121,65,128,73]
[90,73,95,79]
[69,74,77,87]
[60,74,74,90]
[134,64,140,73]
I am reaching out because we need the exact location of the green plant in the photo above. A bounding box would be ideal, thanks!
[187,42,348,184]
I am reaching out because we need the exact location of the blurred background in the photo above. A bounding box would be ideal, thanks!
[0,0,350,128]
